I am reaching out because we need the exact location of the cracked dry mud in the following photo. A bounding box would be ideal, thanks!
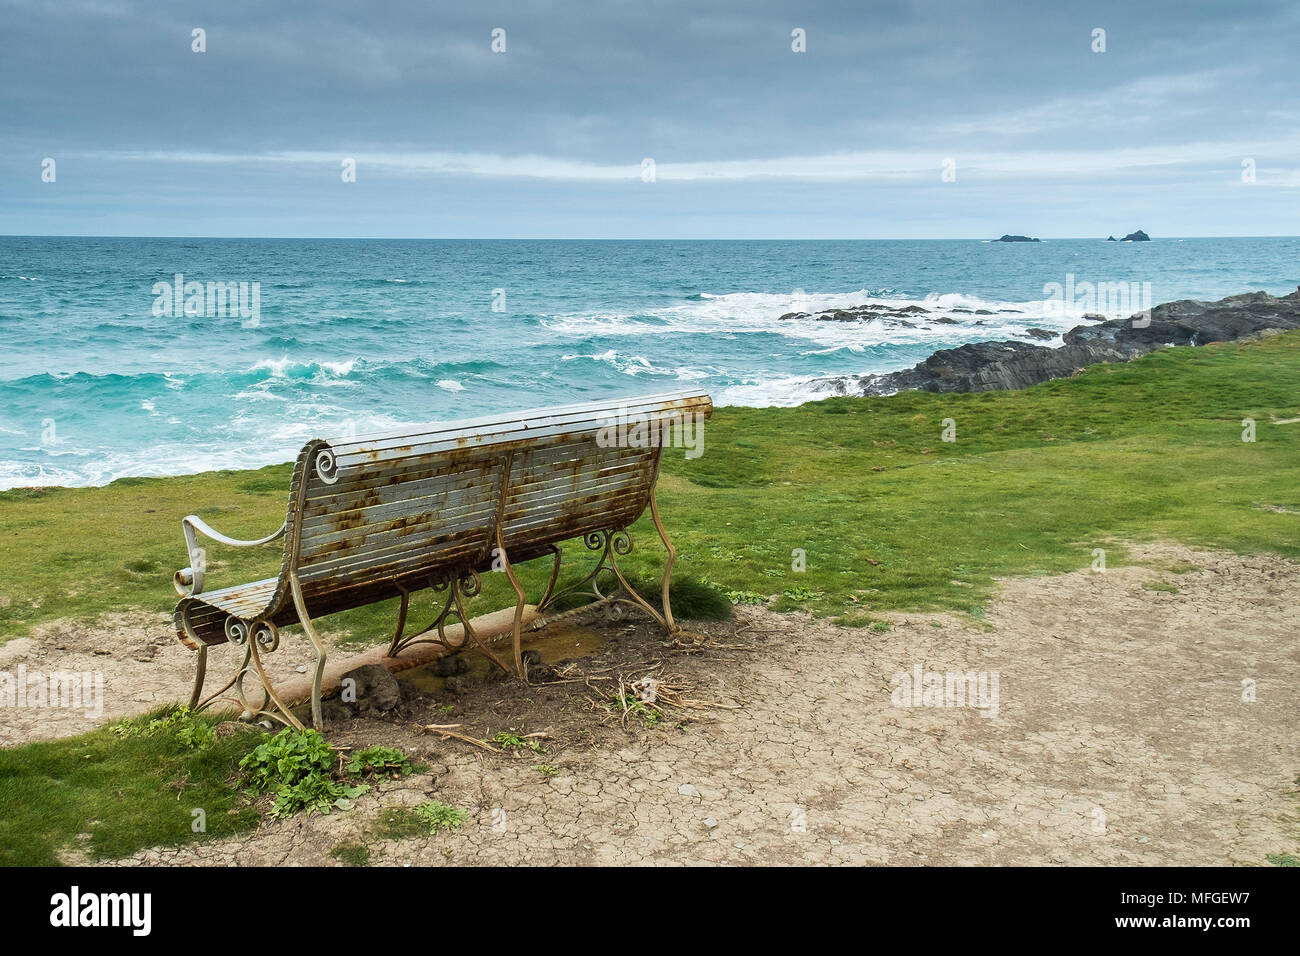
[5,543,1297,866]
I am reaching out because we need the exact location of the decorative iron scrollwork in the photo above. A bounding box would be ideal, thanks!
[315,448,338,484]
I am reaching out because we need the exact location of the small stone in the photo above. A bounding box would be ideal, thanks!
[296,664,308,673]
[703,817,718,829]
[444,675,473,695]
[677,784,700,798]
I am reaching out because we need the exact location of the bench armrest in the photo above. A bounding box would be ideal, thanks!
[174,515,287,597]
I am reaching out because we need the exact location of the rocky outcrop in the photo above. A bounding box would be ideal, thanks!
[994,234,1040,242]
[1121,230,1150,241]
[778,301,1023,327]
[812,289,1300,396]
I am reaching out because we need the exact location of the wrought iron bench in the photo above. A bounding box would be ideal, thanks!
[172,390,712,730]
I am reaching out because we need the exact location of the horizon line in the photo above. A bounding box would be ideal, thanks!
[4,233,1300,242]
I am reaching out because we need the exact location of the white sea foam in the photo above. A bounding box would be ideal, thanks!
[249,357,357,378]
[541,288,1080,356]
[719,375,833,408]
[560,350,671,377]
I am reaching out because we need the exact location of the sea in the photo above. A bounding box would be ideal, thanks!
[1,236,1297,489]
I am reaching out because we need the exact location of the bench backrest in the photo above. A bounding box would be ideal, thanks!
[283,391,712,608]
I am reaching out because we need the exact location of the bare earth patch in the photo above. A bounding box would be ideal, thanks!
[0,613,324,746]
[3,543,1297,865]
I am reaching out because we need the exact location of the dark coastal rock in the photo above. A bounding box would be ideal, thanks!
[779,302,935,324]
[994,235,1041,242]
[1021,327,1056,340]
[813,289,1300,396]
[1082,312,1107,321]
[1107,236,1117,241]
[1121,230,1150,241]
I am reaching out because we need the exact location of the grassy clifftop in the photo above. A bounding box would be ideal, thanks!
[2,330,1299,645]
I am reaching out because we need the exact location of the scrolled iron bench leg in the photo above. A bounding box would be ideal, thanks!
[290,576,326,731]
[606,529,673,634]
[649,486,678,634]
[388,586,411,657]
[537,544,562,610]
[247,628,306,732]
[495,530,529,681]
[536,532,615,614]
[188,645,208,709]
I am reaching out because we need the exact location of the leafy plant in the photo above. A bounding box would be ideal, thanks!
[109,706,214,751]
[347,746,413,778]
[783,585,823,602]
[239,728,335,792]
[614,693,662,726]
[239,728,367,818]
[269,774,367,819]
[492,731,543,753]
[533,764,559,776]
[176,721,216,751]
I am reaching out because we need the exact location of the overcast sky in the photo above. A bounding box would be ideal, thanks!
[2,0,1297,238]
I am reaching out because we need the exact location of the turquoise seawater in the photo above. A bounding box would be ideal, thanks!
[1,236,1297,488]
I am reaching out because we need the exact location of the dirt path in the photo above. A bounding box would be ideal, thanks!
[4,544,1297,865]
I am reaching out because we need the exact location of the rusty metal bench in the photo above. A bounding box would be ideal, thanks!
[172,390,712,730]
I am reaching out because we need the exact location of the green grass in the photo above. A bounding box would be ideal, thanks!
[412,800,468,833]
[371,800,469,838]
[0,707,261,866]
[370,806,430,841]
[329,842,371,866]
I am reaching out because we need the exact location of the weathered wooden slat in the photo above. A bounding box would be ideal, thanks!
[299,466,504,528]
[323,390,709,458]
[304,456,502,498]
[297,533,492,585]
[297,503,499,564]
